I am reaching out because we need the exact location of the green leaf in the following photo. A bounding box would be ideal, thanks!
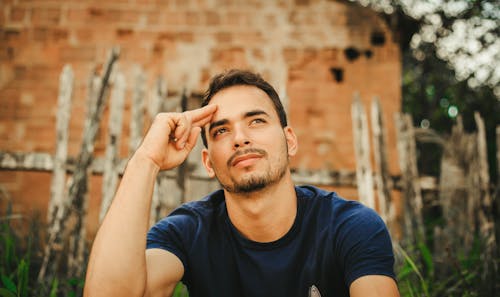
[49,278,59,297]
[0,275,16,294]
[418,241,434,277]
[0,288,17,297]
[16,259,29,297]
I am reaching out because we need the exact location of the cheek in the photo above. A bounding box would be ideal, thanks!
[208,149,229,170]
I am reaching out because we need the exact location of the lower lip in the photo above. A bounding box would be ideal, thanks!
[233,157,261,168]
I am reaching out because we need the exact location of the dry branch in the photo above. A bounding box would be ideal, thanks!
[351,94,375,209]
[38,48,120,281]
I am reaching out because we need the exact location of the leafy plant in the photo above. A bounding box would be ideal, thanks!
[395,233,494,297]
[0,195,85,297]
[173,282,189,297]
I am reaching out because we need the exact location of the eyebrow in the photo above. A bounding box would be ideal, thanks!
[208,109,270,134]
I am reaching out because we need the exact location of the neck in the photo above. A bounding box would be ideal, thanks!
[224,171,297,243]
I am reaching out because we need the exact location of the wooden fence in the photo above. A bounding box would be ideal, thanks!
[0,51,498,290]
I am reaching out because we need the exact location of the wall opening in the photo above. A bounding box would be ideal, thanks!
[370,31,385,46]
[329,67,344,82]
[344,47,360,62]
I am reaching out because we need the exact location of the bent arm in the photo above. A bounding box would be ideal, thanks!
[84,105,217,297]
[350,275,400,297]
[84,153,161,297]
[144,249,184,297]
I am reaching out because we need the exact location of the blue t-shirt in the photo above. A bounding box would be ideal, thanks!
[147,186,395,297]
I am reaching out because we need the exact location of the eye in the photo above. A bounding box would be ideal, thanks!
[250,118,266,125]
[212,127,228,138]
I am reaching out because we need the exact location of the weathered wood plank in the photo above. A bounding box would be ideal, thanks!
[0,151,127,174]
[100,71,126,222]
[371,97,394,228]
[48,65,74,222]
[149,77,170,226]
[474,113,497,289]
[1,150,429,191]
[129,66,146,154]
[395,113,425,247]
[0,151,54,171]
[351,94,375,208]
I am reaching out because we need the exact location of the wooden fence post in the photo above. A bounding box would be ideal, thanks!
[436,117,473,274]
[394,113,425,248]
[496,126,500,256]
[38,48,120,281]
[370,97,395,230]
[48,65,74,223]
[129,66,146,154]
[351,94,375,209]
[99,71,126,222]
[148,77,171,226]
[473,113,497,291]
[431,117,476,279]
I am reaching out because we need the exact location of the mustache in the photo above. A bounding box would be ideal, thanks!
[227,148,267,167]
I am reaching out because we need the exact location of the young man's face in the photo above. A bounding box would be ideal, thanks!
[201,85,297,194]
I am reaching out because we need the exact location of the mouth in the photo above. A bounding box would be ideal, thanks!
[227,149,267,168]
[231,153,263,167]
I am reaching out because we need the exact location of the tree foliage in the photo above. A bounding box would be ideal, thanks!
[353,0,499,179]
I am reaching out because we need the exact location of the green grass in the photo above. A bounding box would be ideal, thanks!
[1,195,495,297]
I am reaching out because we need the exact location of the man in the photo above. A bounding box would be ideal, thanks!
[84,70,399,297]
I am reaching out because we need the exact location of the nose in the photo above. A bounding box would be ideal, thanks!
[233,125,250,149]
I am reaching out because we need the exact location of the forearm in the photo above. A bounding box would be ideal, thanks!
[84,152,160,297]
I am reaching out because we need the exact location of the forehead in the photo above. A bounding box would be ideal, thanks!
[207,85,278,120]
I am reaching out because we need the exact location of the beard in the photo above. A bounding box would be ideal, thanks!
[222,161,288,193]
[215,145,289,194]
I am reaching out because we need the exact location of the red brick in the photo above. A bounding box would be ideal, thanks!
[175,31,194,42]
[9,7,28,23]
[215,32,232,43]
[205,11,220,26]
[185,11,202,26]
[52,28,68,42]
[162,11,185,26]
[146,11,161,26]
[60,45,96,62]
[116,28,134,39]
[119,9,140,24]
[33,27,49,42]
[66,8,88,25]
[234,31,263,44]
[3,28,21,44]
[31,7,61,26]
[0,0,402,222]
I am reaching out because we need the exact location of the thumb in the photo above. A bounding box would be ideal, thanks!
[183,127,202,151]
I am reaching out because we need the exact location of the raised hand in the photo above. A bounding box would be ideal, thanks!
[136,104,217,170]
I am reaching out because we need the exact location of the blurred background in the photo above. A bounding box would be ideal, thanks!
[0,0,498,296]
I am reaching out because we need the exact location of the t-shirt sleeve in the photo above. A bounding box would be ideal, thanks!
[337,205,396,287]
[146,207,197,272]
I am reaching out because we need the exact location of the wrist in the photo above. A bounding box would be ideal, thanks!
[129,150,161,174]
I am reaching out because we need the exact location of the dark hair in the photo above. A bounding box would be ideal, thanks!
[200,69,288,147]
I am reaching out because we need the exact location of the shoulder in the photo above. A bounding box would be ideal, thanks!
[296,185,390,250]
[149,190,226,237]
[296,185,378,222]
[297,186,395,287]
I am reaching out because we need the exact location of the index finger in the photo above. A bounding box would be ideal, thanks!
[186,104,218,127]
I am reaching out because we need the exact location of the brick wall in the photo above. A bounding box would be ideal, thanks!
[0,0,401,227]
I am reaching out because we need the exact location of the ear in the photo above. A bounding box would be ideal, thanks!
[201,148,216,178]
[284,126,298,157]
